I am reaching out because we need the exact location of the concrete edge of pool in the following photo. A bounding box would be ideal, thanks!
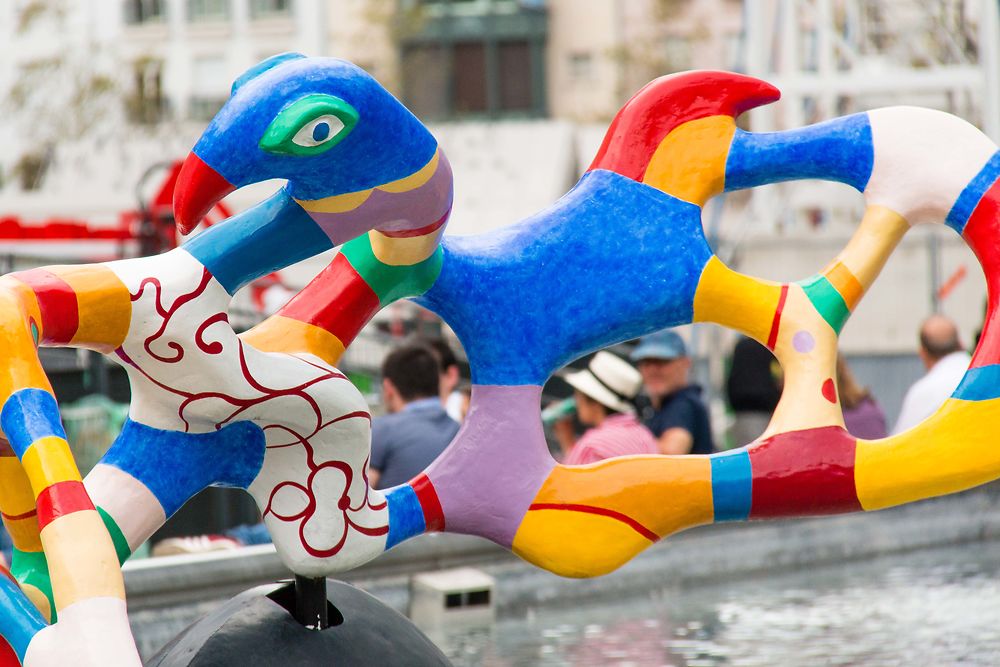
[124,482,1000,658]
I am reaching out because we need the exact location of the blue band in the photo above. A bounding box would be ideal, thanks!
[945,151,1000,234]
[182,189,332,295]
[725,113,874,193]
[384,484,425,550]
[0,389,65,458]
[711,449,753,522]
[0,575,46,661]
[952,364,1000,402]
[100,419,265,516]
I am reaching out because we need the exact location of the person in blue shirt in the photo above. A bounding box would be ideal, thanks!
[630,330,714,455]
[0,524,11,566]
[369,343,460,489]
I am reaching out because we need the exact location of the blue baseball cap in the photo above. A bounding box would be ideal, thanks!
[630,329,687,362]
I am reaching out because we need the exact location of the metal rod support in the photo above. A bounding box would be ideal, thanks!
[294,575,328,630]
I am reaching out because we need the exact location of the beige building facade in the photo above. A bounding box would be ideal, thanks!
[112,0,743,126]
[3,0,997,363]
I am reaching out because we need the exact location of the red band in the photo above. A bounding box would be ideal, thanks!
[588,71,779,181]
[279,253,380,347]
[963,179,1000,368]
[1,508,37,523]
[378,208,451,239]
[748,425,861,518]
[528,502,659,542]
[36,480,94,530]
[12,268,79,344]
[411,473,445,532]
[766,284,788,350]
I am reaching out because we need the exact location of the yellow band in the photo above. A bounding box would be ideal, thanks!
[642,115,736,206]
[22,436,82,496]
[0,282,50,399]
[368,227,445,266]
[41,510,125,611]
[0,455,37,517]
[693,256,782,343]
[56,265,132,352]
[297,150,441,213]
[242,316,346,367]
[3,515,43,552]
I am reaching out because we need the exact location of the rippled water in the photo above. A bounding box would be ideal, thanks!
[438,541,1000,666]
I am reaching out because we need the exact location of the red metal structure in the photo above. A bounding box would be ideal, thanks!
[0,161,232,258]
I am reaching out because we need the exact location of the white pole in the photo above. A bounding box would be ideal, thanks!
[980,0,1000,142]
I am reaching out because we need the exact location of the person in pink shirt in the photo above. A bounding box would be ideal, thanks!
[557,351,659,465]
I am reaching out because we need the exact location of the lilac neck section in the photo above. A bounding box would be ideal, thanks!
[304,150,453,245]
[424,384,555,548]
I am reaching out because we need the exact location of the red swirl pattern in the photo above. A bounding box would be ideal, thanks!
[118,267,385,558]
[263,420,388,557]
[130,267,214,364]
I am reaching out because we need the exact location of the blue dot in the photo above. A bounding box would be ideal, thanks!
[312,122,330,142]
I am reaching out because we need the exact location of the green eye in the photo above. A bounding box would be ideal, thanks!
[260,94,359,156]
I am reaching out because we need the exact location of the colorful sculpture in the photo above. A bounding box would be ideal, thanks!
[1,52,999,664]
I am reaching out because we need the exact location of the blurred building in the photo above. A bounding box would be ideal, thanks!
[13,0,1000,540]
[1,0,999,392]
[110,0,744,126]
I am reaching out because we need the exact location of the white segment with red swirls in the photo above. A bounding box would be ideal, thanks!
[98,248,388,575]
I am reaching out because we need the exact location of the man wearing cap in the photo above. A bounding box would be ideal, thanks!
[631,330,714,455]
[558,351,659,465]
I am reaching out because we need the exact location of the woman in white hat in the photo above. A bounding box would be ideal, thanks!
[558,351,659,465]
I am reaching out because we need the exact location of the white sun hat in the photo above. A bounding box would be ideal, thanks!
[564,351,643,414]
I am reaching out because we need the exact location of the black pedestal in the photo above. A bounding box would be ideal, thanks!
[148,579,452,666]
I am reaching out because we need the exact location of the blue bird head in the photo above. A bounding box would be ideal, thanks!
[173,53,439,238]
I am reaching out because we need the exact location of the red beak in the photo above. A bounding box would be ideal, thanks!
[173,152,236,235]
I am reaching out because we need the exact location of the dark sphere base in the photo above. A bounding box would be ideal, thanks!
[148,579,451,666]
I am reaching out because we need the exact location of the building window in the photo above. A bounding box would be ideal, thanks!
[569,52,592,82]
[190,57,229,121]
[124,0,164,24]
[399,0,546,119]
[12,152,51,191]
[128,59,165,124]
[453,43,488,114]
[188,0,230,21]
[401,46,449,119]
[249,0,291,18]
[189,98,226,121]
[663,35,692,71]
[723,31,743,71]
[498,41,531,110]
[403,38,542,119]
[420,0,481,7]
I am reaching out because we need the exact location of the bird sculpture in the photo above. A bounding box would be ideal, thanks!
[0,54,452,665]
[179,57,1000,580]
[1,52,1000,665]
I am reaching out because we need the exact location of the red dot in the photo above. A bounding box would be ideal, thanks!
[821,378,837,403]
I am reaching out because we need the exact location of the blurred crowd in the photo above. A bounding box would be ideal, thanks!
[365,311,975,479]
[1,313,970,564]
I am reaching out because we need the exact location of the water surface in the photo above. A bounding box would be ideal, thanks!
[438,541,1000,666]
